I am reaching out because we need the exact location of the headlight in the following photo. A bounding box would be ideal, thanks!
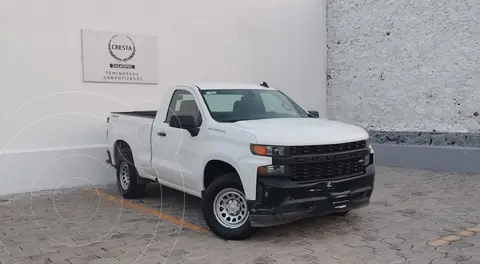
[250,144,286,157]
[364,152,370,165]
[257,165,286,176]
[365,138,374,165]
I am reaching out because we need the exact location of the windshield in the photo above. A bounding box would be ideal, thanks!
[200,89,309,122]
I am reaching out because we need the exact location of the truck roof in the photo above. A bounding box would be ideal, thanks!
[192,83,275,90]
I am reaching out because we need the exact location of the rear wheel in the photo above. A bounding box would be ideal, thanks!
[116,150,146,198]
[202,173,253,240]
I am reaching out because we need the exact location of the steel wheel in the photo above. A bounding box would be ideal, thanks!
[119,162,130,190]
[213,188,249,229]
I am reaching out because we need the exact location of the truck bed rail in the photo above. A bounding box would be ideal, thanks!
[111,111,157,119]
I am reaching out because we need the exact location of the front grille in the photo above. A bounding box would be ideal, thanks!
[290,140,367,156]
[290,158,365,181]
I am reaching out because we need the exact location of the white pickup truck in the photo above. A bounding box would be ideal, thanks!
[106,82,375,240]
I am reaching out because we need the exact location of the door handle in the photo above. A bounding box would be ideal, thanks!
[158,131,166,137]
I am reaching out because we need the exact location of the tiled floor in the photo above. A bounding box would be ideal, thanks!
[1,166,479,264]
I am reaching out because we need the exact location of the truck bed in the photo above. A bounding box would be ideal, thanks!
[111,110,157,119]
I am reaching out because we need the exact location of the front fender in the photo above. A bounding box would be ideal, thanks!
[201,126,271,200]
[203,154,270,201]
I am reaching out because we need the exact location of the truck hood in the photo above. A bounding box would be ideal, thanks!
[229,118,369,145]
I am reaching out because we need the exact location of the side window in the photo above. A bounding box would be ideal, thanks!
[165,90,202,125]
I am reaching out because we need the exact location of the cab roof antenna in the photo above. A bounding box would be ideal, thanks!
[260,81,269,88]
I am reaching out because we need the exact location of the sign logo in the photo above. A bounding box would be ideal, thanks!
[81,29,157,84]
[108,35,136,62]
[326,182,333,188]
[104,35,142,80]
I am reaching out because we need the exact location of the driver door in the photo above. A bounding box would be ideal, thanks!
[151,88,204,195]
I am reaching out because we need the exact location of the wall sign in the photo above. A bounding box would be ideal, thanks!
[81,29,158,84]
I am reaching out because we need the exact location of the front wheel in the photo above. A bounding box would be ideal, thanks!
[202,173,253,240]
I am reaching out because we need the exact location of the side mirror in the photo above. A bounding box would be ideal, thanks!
[169,115,200,136]
[308,110,319,118]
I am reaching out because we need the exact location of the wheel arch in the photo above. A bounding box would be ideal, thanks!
[203,159,243,195]
[113,139,132,166]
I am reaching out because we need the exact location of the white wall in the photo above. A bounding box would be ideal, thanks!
[0,0,327,195]
[326,0,480,133]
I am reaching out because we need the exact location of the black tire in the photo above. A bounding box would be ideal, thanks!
[332,210,350,216]
[202,173,253,240]
[116,149,146,199]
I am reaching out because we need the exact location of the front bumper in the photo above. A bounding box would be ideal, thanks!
[247,165,375,227]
